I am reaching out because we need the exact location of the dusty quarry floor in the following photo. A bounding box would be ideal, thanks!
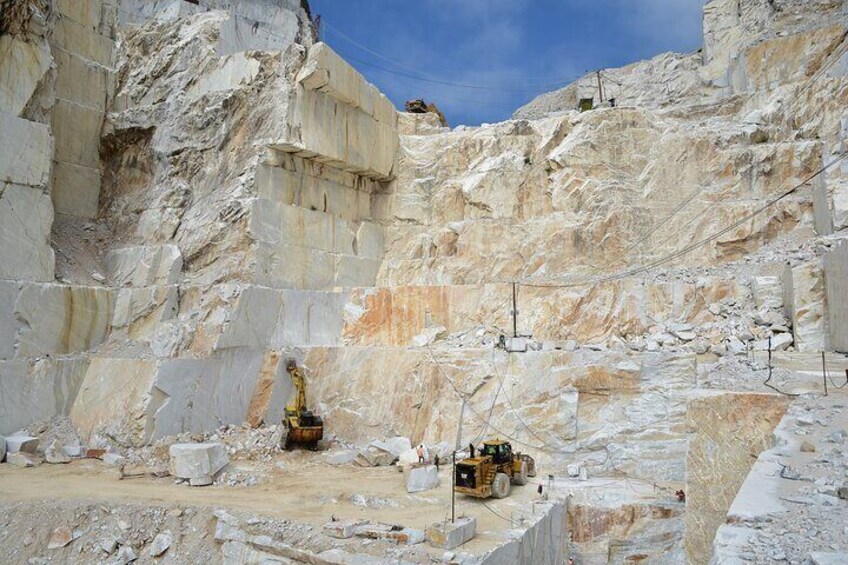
[0,451,556,556]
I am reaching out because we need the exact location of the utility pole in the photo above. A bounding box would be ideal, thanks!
[822,351,828,396]
[512,282,518,338]
[596,70,605,106]
[451,451,456,523]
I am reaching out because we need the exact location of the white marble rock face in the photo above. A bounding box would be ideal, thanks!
[1,1,848,562]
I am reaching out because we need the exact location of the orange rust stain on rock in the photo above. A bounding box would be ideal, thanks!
[568,503,682,543]
[572,365,641,394]
[246,351,282,428]
[344,286,452,345]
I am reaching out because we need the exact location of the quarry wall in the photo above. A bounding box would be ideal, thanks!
[49,0,117,218]
[2,1,848,562]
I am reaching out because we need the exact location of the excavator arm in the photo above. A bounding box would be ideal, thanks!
[282,359,324,450]
[286,363,307,416]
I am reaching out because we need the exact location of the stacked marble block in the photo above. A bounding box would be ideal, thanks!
[1,42,400,445]
[49,0,117,218]
[254,42,397,290]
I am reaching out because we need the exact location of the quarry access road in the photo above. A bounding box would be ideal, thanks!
[0,455,538,552]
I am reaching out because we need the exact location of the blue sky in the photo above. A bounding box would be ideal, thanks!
[309,0,707,125]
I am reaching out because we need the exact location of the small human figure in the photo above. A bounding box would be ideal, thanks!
[434,454,440,471]
[469,443,475,458]
[417,444,425,463]
[537,483,543,496]
[676,489,686,503]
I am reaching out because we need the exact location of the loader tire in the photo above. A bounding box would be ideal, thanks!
[492,472,512,499]
[512,461,529,486]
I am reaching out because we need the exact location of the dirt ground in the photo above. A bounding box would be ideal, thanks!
[0,451,545,558]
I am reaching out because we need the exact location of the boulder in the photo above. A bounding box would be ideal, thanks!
[115,545,137,564]
[356,524,425,545]
[6,435,38,454]
[404,465,440,493]
[383,437,412,457]
[63,444,83,457]
[149,531,172,557]
[674,330,697,342]
[189,475,213,486]
[324,449,357,465]
[323,519,369,539]
[103,452,127,467]
[753,333,793,351]
[752,276,783,309]
[803,553,848,565]
[100,536,118,554]
[7,452,42,467]
[727,337,746,355]
[48,526,76,549]
[426,517,476,550]
[168,443,228,479]
[355,442,398,467]
[398,447,420,468]
[44,440,72,464]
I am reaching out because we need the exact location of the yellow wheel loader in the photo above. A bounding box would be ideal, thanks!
[281,359,323,450]
[454,439,536,499]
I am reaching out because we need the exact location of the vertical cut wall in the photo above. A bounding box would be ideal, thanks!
[825,240,848,352]
[684,392,789,564]
[49,0,116,218]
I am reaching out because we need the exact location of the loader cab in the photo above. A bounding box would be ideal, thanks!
[481,440,512,465]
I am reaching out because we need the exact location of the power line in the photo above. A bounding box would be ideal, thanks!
[479,500,513,524]
[569,39,848,284]
[518,150,848,290]
[339,55,557,104]
[331,48,579,94]
[322,21,582,92]
[424,343,683,490]
[489,348,562,449]
[562,35,848,283]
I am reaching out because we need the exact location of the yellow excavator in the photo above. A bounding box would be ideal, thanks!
[282,359,323,450]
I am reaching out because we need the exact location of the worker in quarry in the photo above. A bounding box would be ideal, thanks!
[468,442,475,458]
[416,444,425,463]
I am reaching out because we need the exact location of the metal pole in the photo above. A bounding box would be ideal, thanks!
[455,398,466,453]
[451,451,456,523]
[822,351,828,396]
[512,282,518,338]
[768,335,772,382]
[596,70,604,104]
